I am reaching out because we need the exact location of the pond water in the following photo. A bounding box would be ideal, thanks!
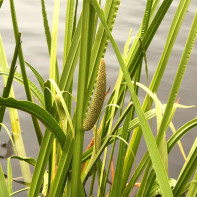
[0,0,197,196]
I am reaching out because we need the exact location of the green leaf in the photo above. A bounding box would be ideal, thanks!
[25,61,45,92]
[49,0,60,82]
[48,131,73,196]
[49,79,75,136]
[29,131,53,197]
[0,97,66,147]
[122,0,192,190]
[0,33,20,131]
[10,0,43,146]
[63,0,75,65]
[11,156,36,166]
[41,0,59,82]
[0,164,9,197]
[71,0,91,195]
[0,0,3,8]
[90,1,173,196]
[174,138,197,196]
[110,109,132,197]
[58,16,81,92]
[7,158,12,195]
[122,118,197,197]
[187,169,197,197]
[9,187,29,197]
[157,7,197,148]
[168,118,197,153]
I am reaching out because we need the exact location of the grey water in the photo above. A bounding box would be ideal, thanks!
[0,0,197,196]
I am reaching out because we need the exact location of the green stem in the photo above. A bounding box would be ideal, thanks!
[71,1,90,196]
[10,0,43,145]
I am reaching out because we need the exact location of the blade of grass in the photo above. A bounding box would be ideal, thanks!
[186,169,197,197]
[157,8,197,148]
[29,81,54,197]
[90,1,173,196]
[136,161,152,197]
[29,131,54,197]
[0,67,45,107]
[49,0,60,82]
[110,109,132,196]
[63,0,75,65]
[48,79,75,136]
[168,118,197,153]
[72,0,78,35]
[173,138,197,196]
[109,32,134,194]
[28,16,82,195]
[9,188,29,197]
[0,34,32,187]
[71,1,91,196]
[126,0,174,78]
[122,117,197,197]
[0,33,20,130]
[48,131,73,196]
[122,0,192,188]
[0,97,66,146]
[25,61,45,92]
[41,0,59,82]
[10,0,43,146]
[7,158,13,195]
[10,156,36,166]
[0,164,9,197]
[58,16,81,91]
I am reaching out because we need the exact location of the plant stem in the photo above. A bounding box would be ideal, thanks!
[71,0,90,196]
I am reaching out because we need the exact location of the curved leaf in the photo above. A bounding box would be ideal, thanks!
[11,156,36,166]
[0,97,65,147]
[90,1,173,196]
[25,61,45,92]
[0,67,44,107]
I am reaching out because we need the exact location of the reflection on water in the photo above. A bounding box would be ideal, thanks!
[0,138,14,159]
[0,0,197,196]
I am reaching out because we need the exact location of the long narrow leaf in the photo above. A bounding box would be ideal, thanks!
[25,61,45,92]
[41,0,59,82]
[29,131,54,197]
[0,97,66,147]
[122,0,192,188]
[0,164,9,197]
[10,0,43,146]
[7,158,12,195]
[0,33,20,130]
[187,169,197,197]
[90,1,173,196]
[49,0,60,82]
[173,138,197,196]
[63,0,75,64]
[0,67,45,107]
[157,8,197,147]
[71,1,90,195]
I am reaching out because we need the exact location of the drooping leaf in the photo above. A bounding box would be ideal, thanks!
[0,97,66,147]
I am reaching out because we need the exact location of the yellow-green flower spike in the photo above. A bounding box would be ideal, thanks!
[83,58,106,131]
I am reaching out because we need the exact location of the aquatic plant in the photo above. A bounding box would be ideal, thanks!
[0,0,197,196]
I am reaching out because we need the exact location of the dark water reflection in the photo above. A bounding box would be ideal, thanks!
[0,0,197,196]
